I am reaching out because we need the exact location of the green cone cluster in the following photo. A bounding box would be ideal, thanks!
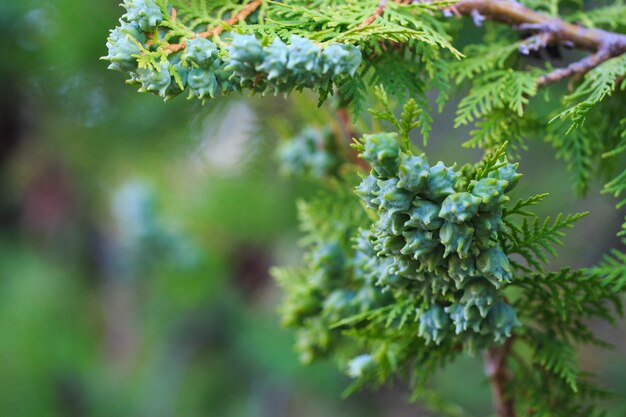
[278,127,343,179]
[104,1,362,102]
[353,132,521,346]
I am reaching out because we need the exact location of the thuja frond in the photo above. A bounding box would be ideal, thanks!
[601,122,626,236]
[514,268,621,343]
[337,77,368,118]
[367,86,425,147]
[504,193,550,217]
[452,42,520,84]
[554,53,626,131]
[571,1,626,31]
[297,187,367,244]
[471,141,510,181]
[590,246,626,293]
[503,212,588,272]
[367,53,433,141]
[547,120,598,195]
[533,336,579,392]
[463,109,545,155]
[455,70,538,128]
[509,335,612,417]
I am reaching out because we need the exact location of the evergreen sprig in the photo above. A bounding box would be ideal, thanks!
[104,0,626,415]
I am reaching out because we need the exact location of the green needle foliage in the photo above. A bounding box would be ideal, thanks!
[106,0,626,415]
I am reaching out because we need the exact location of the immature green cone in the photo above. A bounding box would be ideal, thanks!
[471,178,510,211]
[257,37,290,81]
[104,22,145,72]
[227,34,264,83]
[321,43,362,77]
[439,192,482,223]
[472,209,503,242]
[355,174,380,210]
[404,199,443,230]
[477,247,513,287]
[287,35,321,73]
[123,0,163,32]
[346,354,376,379]
[447,255,477,288]
[446,303,483,333]
[377,211,409,236]
[134,62,172,96]
[401,229,439,259]
[460,281,497,317]
[373,178,415,212]
[188,68,219,100]
[183,38,219,69]
[440,221,474,258]
[488,162,522,192]
[423,161,459,202]
[419,304,450,345]
[397,154,429,192]
[360,133,401,179]
[486,302,520,342]
[373,233,405,257]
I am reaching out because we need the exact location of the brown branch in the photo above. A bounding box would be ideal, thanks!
[537,47,612,86]
[357,0,388,29]
[165,0,263,53]
[483,336,516,417]
[452,0,626,86]
[198,0,263,38]
[336,108,369,171]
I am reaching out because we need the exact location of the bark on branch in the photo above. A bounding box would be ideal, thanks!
[483,336,516,417]
[453,0,626,85]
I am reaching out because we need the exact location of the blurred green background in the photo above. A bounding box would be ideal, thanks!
[0,1,625,416]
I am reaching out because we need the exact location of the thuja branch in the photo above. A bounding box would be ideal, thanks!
[452,0,626,85]
[358,0,388,28]
[165,0,263,53]
[484,337,516,417]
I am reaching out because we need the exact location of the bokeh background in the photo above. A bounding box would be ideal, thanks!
[0,1,625,416]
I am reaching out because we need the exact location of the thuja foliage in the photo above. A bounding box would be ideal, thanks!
[105,0,626,415]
